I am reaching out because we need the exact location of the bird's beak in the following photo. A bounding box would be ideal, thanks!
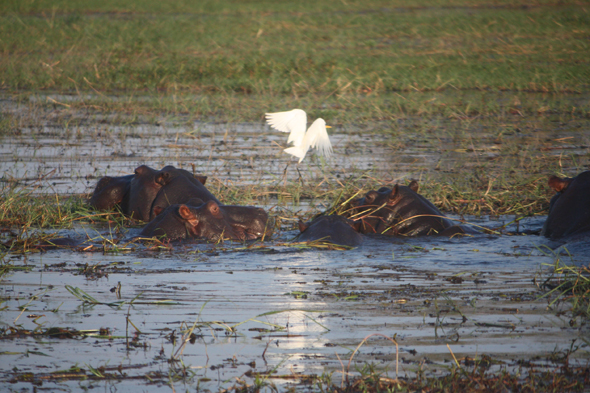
[325,125,332,128]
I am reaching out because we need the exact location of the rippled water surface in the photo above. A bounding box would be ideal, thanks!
[1,96,589,391]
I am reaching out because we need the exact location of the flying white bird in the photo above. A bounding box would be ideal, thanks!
[265,109,333,163]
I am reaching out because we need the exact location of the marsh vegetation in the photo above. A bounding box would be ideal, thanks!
[1,0,589,391]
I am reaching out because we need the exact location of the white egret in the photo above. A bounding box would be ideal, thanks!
[265,108,333,163]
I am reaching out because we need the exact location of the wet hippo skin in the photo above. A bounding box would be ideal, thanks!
[89,165,214,222]
[150,166,220,220]
[296,215,363,247]
[139,204,202,241]
[352,181,474,236]
[88,174,134,213]
[141,201,270,242]
[541,171,590,240]
[156,165,208,188]
[127,165,162,221]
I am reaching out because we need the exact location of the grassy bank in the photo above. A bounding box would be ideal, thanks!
[1,0,589,122]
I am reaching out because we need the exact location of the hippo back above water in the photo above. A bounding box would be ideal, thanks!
[541,171,590,240]
[296,215,363,247]
[352,181,473,237]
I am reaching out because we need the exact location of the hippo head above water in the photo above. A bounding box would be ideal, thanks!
[140,204,202,241]
[155,165,208,187]
[351,181,473,237]
[141,200,270,242]
[128,165,162,221]
[88,174,134,212]
[89,164,218,222]
[149,166,221,221]
[542,171,590,240]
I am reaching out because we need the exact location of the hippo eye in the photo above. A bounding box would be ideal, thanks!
[155,173,166,185]
[364,192,376,204]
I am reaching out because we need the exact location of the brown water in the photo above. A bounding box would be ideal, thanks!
[1,96,589,391]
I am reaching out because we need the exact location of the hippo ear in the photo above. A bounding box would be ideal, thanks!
[408,180,419,193]
[134,165,147,176]
[153,206,164,216]
[548,176,571,193]
[179,205,199,227]
[195,175,207,185]
[387,185,399,205]
[178,205,193,219]
[298,220,308,233]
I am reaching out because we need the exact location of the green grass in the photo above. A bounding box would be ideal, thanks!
[541,258,590,320]
[1,0,589,122]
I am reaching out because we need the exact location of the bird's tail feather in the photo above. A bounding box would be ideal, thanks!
[284,147,306,163]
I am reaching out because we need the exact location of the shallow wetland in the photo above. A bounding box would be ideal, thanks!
[1,95,589,392]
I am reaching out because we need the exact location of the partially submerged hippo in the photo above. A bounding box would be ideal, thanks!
[156,165,208,189]
[296,215,363,247]
[127,165,164,221]
[351,181,473,237]
[89,174,134,212]
[140,201,270,242]
[140,204,202,241]
[90,165,214,222]
[150,166,220,220]
[541,171,590,240]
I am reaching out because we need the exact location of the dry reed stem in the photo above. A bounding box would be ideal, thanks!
[346,333,399,383]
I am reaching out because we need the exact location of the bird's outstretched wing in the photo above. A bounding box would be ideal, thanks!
[265,109,307,147]
[306,118,333,159]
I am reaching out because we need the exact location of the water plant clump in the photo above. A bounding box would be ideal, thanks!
[541,258,590,320]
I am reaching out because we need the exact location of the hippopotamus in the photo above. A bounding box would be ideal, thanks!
[127,165,163,221]
[156,165,208,189]
[140,200,270,242]
[541,171,590,240]
[295,215,363,247]
[89,174,134,213]
[140,204,203,241]
[351,181,473,237]
[149,166,220,220]
[90,165,215,222]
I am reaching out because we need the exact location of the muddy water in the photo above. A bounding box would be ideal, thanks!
[1,97,590,391]
[2,222,588,392]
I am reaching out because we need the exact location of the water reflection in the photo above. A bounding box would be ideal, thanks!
[1,98,589,390]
